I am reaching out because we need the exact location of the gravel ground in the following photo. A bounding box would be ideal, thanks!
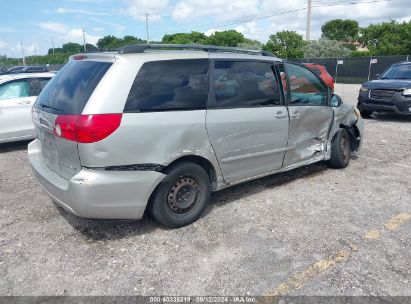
[0,84,410,297]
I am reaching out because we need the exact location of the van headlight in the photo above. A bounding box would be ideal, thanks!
[360,85,368,93]
[403,88,411,96]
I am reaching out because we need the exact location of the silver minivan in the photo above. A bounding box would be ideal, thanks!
[28,44,364,227]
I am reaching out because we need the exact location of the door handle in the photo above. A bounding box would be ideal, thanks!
[18,100,31,105]
[290,113,302,119]
[274,111,287,119]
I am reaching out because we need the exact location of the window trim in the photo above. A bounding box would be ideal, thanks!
[207,59,285,110]
[284,61,331,107]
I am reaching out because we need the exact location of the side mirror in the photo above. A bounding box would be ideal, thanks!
[330,94,342,107]
[375,73,381,79]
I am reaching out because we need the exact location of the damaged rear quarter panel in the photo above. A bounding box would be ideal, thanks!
[77,111,224,184]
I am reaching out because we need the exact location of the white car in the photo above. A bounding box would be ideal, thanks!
[0,72,54,143]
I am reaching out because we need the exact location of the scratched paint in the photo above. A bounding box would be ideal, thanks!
[384,213,411,231]
[266,250,353,296]
[364,230,381,240]
[265,213,410,296]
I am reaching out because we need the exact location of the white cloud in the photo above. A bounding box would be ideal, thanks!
[65,28,100,45]
[55,7,110,16]
[204,28,220,36]
[172,0,260,23]
[39,22,69,34]
[126,0,169,21]
[38,22,101,48]
[90,17,126,32]
[0,27,16,33]
[0,40,8,49]
[235,21,268,41]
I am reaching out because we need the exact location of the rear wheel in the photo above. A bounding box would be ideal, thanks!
[149,162,211,228]
[328,129,351,169]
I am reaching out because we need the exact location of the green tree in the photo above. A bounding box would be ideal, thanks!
[97,35,144,49]
[61,42,83,54]
[162,32,207,44]
[204,30,246,47]
[304,38,352,58]
[263,31,305,58]
[85,43,98,51]
[321,19,359,42]
[122,35,144,45]
[360,20,411,55]
[97,35,123,49]
[237,38,263,50]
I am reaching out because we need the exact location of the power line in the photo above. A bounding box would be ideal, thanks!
[149,0,392,40]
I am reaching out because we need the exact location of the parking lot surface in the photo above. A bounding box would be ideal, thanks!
[0,84,410,296]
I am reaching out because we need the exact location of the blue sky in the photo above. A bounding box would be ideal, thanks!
[0,0,410,58]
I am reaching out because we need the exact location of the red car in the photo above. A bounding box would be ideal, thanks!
[304,63,335,92]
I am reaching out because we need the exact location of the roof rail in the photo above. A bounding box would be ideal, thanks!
[118,44,275,57]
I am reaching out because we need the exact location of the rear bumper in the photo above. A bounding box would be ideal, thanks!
[358,93,411,115]
[28,139,166,219]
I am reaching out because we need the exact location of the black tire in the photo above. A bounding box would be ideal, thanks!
[357,102,373,118]
[328,129,351,169]
[149,162,211,228]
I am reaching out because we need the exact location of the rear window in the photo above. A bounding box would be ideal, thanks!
[124,59,209,112]
[35,61,111,114]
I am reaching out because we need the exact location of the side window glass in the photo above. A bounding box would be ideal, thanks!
[213,61,281,108]
[286,63,327,106]
[124,59,209,112]
[40,78,51,90]
[0,80,30,100]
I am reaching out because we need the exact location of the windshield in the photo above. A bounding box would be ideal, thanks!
[381,64,411,79]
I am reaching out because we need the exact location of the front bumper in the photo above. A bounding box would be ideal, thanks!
[28,139,166,219]
[355,116,364,152]
[358,91,411,115]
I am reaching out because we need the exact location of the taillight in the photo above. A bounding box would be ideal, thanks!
[54,114,122,143]
[73,54,86,60]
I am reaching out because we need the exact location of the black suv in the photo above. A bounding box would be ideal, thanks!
[358,62,411,117]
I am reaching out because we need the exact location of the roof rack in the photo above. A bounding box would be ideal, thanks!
[118,44,275,57]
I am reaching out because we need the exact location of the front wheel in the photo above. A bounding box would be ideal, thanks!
[328,129,351,169]
[149,162,211,228]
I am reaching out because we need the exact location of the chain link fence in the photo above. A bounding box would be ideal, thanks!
[289,55,411,84]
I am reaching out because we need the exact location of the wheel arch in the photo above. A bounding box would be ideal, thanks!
[339,123,360,152]
[145,154,218,218]
[161,155,218,189]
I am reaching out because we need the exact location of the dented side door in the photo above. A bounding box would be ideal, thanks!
[281,62,333,168]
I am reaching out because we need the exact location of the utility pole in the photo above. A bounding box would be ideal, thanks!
[20,41,26,66]
[145,10,150,44]
[52,39,55,54]
[82,28,87,52]
[306,0,312,41]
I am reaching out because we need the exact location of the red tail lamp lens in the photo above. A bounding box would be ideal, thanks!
[54,114,122,143]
